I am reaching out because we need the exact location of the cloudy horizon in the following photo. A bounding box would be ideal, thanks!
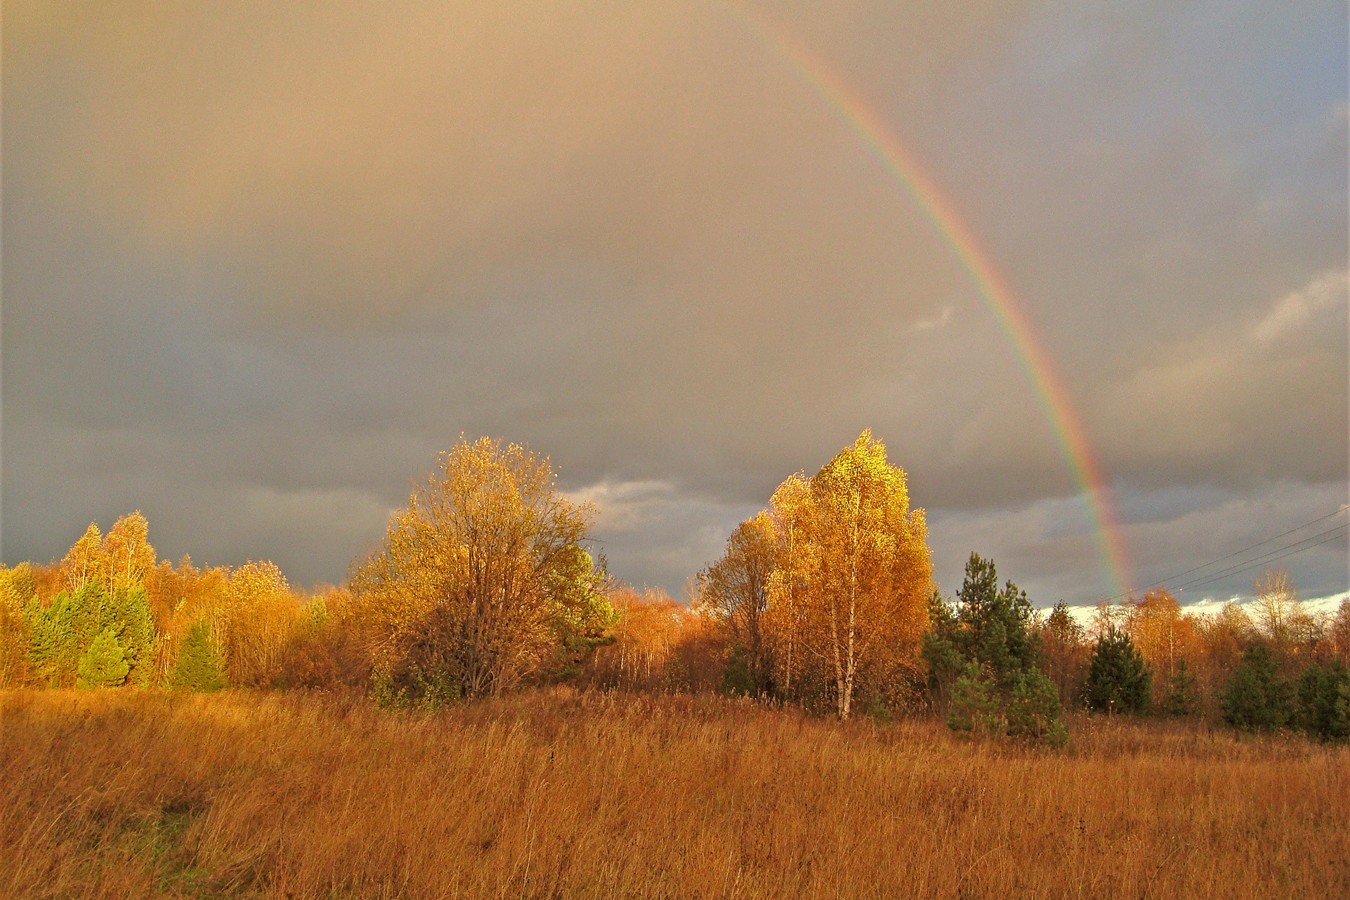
[4,0,1347,607]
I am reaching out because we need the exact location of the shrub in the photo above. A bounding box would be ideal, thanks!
[719,646,757,698]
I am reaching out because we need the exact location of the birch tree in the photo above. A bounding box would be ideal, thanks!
[766,432,932,718]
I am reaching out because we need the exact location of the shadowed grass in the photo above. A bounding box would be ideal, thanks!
[2,688,1346,899]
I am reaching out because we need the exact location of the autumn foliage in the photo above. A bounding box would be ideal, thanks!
[0,433,1346,744]
[699,431,933,717]
[2,433,1349,897]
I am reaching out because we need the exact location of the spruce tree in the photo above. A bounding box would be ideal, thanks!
[113,588,155,687]
[76,627,129,688]
[1160,658,1197,717]
[1293,662,1349,742]
[24,593,76,686]
[1083,627,1151,714]
[171,619,226,692]
[1221,645,1291,732]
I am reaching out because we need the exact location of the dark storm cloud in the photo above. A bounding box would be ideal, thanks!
[4,1,1345,603]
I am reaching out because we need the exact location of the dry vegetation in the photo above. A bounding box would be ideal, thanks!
[3,688,1346,900]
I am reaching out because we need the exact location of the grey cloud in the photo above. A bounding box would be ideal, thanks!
[1093,269,1347,487]
[4,0,1345,600]
[929,479,1349,606]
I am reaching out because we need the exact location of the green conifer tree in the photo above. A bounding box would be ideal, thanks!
[1160,658,1197,717]
[928,554,1066,743]
[1083,627,1151,714]
[76,627,129,688]
[1293,661,1348,742]
[24,593,76,686]
[1221,645,1291,732]
[171,619,226,692]
[0,565,37,686]
[113,589,155,687]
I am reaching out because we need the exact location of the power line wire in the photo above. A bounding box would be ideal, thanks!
[1171,522,1349,593]
[1105,504,1349,602]
[1173,526,1350,595]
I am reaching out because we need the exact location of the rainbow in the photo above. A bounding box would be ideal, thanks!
[738,10,1132,601]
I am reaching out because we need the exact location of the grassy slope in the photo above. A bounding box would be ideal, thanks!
[2,688,1346,899]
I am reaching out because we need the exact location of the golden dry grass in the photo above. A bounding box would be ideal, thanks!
[2,688,1346,899]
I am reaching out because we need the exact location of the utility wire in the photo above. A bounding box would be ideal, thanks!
[1168,521,1349,594]
[1105,504,1349,603]
[1173,526,1350,595]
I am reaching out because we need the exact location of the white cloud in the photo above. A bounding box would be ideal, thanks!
[1252,269,1347,344]
[906,304,955,333]
[565,480,680,534]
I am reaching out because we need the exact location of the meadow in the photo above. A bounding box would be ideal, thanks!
[3,688,1346,900]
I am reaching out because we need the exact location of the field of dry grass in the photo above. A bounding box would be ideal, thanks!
[2,688,1346,900]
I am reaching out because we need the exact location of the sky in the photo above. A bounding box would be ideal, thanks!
[4,0,1347,608]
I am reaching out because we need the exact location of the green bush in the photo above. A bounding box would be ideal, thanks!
[369,661,460,711]
[1006,668,1067,747]
[1221,646,1291,732]
[1083,628,1151,714]
[718,646,757,698]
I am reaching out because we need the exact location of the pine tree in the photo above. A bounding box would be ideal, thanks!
[171,619,226,692]
[76,627,129,688]
[1083,627,1151,714]
[1007,668,1069,747]
[928,554,1066,743]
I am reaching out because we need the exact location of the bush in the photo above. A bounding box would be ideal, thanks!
[1083,627,1151,714]
[1006,669,1067,747]
[1295,662,1350,743]
[718,646,757,698]
[1221,646,1291,732]
[947,663,1001,737]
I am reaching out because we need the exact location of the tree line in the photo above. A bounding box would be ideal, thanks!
[1,433,1347,743]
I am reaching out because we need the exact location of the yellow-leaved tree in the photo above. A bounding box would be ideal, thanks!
[792,432,932,718]
[100,512,156,597]
[351,436,603,700]
[711,432,932,718]
[697,512,776,696]
[219,560,300,687]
